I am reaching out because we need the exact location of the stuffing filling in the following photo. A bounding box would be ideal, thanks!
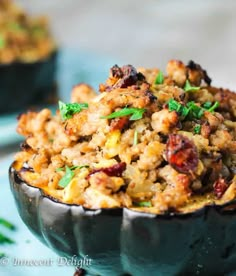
[14,60,236,214]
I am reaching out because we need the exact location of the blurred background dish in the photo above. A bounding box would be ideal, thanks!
[0,0,57,114]
[0,0,56,64]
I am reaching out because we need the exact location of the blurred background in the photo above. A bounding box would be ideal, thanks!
[18,0,236,88]
[1,0,236,153]
[0,1,236,275]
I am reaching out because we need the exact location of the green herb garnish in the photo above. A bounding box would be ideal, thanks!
[56,167,64,172]
[59,101,88,120]
[168,99,220,122]
[0,34,5,49]
[186,101,204,119]
[58,166,75,188]
[8,22,24,32]
[0,218,16,257]
[154,71,164,85]
[32,26,46,37]
[184,80,200,92]
[208,101,219,113]
[133,130,138,146]
[71,165,89,170]
[101,107,146,121]
[202,101,219,113]
[56,165,89,173]
[0,233,14,245]
[136,201,152,207]
[193,124,201,134]
[0,218,15,231]
[168,99,189,119]
[168,98,182,112]
[58,165,89,188]
[202,101,212,109]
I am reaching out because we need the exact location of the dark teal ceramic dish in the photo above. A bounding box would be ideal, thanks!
[0,51,57,114]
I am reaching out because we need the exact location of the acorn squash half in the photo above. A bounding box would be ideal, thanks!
[9,165,236,276]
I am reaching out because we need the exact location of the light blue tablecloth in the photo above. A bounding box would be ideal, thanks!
[0,155,74,276]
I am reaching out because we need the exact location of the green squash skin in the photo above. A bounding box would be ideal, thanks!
[0,51,57,114]
[9,166,236,275]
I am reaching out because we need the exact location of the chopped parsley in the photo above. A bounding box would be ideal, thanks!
[56,167,64,172]
[202,101,219,113]
[208,101,219,112]
[101,107,146,121]
[71,165,89,170]
[202,101,212,109]
[58,165,89,188]
[59,101,88,120]
[58,166,75,188]
[56,165,89,172]
[168,99,219,120]
[0,233,14,244]
[136,201,152,207]
[32,26,45,37]
[133,130,138,146]
[154,71,164,85]
[0,218,16,231]
[186,101,204,119]
[0,34,5,49]
[168,99,189,119]
[194,124,201,134]
[0,218,16,257]
[184,80,200,92]
[8,22,23,31]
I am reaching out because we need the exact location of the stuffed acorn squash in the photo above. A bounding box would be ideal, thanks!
[9,60,236,275]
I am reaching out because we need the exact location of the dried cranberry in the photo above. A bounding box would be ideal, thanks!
[100,65,146,92]
[166,134,198,174]
[88,162,126,178]
[110,117,129,131]
[111,64,123,78]
[113,65,145,89]
[213,178,228,199]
